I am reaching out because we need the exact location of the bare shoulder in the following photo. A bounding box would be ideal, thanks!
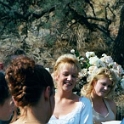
[10,119,22,124]
[10,122,17,124]
[105,98,116,114]
[73,93,80,101]
[105,98,116,106]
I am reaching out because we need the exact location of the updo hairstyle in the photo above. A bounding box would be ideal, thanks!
[5,56,54,107]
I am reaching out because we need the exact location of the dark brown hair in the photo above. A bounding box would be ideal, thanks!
[5,56,54,107]
[0,72,10,105]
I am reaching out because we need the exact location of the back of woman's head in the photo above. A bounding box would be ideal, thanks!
[5,56,54,107]
[0,72,10,105]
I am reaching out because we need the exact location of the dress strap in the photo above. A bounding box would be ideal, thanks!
[103,99,110,112]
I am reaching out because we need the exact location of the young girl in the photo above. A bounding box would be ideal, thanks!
[48,54,93,124]
[81,67,118,124]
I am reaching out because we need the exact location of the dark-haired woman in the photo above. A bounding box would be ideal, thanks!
[5,56,55,124]
[0,72,15,124]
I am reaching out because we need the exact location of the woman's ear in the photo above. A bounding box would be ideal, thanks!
[12,96,18,107]
[92,80,96,86]
[52,71,59,82]
[44,86,51,101]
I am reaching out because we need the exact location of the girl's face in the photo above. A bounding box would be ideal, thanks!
[93,77,113,97]
[55,63,78,92]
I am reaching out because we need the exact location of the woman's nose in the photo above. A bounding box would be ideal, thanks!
[104,86,108,90]
[67,75,72,80]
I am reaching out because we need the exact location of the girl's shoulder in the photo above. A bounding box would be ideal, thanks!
[10,122,17,124]
[104,98,116,106]
[79,96,91,104]
[104,98,116,114]
[10,120,22,124]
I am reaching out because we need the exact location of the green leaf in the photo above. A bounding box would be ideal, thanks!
[75,50,79,57]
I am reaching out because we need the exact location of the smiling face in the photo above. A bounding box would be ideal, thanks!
[93,77,113,97]
[55,63,78,92]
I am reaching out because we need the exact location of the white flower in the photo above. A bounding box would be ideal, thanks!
[116,65,124,75]
[102,53,107,57]
[70,50,124,91]
[70,49,75,54]
[79,57,84,61]
[107,62,114,68]
[45,68,50,72]
[88,66,98,75]
[112,62,118,69]
[79,69,88,78]
[110,68,121,81]
[120,78,124,89]
[112,63,124,75]
[89,56,100,66]
[97,60,106,67]
[86,52,95,58]
[101,55,113,64]
[77,57,80,61]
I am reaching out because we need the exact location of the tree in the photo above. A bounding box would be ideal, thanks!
[112,5,124,67]
[0,0,123,63]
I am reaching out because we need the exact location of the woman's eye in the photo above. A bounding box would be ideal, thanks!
[108,85,112,89]
[63,73,68,76]
[102,83,112,89]
[72,75,77,78]
[102,83,106,86]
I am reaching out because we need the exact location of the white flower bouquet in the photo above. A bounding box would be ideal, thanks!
[70,49,124,95]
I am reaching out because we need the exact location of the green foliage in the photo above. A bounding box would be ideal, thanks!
[71,49,91,69]
[0,0,123,65]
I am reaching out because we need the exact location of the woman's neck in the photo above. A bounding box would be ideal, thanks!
[18,107,47,124]
[55,91,79,104]
[91,93,104,101]
[55,89,74,99]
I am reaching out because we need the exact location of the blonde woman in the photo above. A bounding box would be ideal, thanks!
[48,54,93,124]
[81,67,118,124]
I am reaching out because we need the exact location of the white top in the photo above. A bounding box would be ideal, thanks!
[92,99,115,124]
[101,121,121,124]
[48,97,93,124]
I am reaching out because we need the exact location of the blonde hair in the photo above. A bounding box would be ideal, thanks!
[81,67,118,98]
[52,54,81,86]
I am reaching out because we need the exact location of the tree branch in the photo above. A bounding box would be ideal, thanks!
[0,1,11,10]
